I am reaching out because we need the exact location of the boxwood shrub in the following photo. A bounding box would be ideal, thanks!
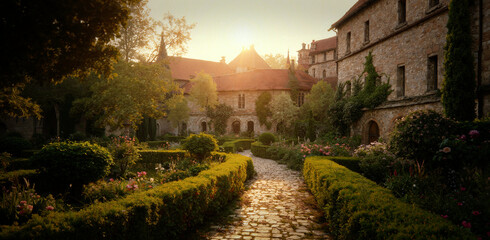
[303,156,473,240]
[0,154,254,239]
[251,142,271,158]
[222,139,256,153]
[138,150,188,164]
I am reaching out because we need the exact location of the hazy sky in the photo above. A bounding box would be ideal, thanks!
[147,0,358,63]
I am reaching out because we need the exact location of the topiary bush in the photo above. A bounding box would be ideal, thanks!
[182,133,218,162]
[389,110,456,164]
[31,141,113,194]
[0,137,33,157]
[258,132,275,146]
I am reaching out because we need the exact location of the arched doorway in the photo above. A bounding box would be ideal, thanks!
[368,121,380,143]
[201,121,207,132]
[232,121,240,134]
[247,121,254,134]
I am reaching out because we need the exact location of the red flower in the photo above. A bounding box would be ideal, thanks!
[460,187,466,191]
[457,202,463,206]
[441,214,448,219]
[472,211,481,216]
[462,221,471,229]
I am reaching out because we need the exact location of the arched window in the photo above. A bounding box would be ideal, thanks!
[201,121,207,132]
[232,121,240,134]
[368,121,380,143]
[247,121,254,133]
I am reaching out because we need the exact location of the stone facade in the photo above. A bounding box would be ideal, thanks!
[307,37,338,80]
[332,0,450,143]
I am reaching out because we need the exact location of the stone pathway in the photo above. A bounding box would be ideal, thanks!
[206,150,330,240]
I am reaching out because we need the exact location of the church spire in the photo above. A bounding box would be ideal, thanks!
[156,32,168,62]
[286,49,290,69]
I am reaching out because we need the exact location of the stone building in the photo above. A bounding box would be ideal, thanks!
[161,46,318,136]
[308,37,338,82]
[330,0,490,143]
[297,43,310,72]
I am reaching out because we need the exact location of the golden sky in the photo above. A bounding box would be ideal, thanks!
[148,0,357,63]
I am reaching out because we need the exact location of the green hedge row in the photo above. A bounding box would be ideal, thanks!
[222,139,255,153]
[250,142,271,158]
[0,169,37,183]
[0,154,254,239]
[303,156,472,240]
[6,158,35,171]
[144,141,170,149]
[326,156,361,173]
[138,149,188,164]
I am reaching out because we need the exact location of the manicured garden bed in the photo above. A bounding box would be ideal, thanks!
[303,156,473,239]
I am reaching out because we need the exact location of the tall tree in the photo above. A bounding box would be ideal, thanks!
[73,61,178,130]
[255,92,272,129]
[206,103,233,135]
[442,0,476,121]
[167,94,190,130]
[263,54,287,69]
[270,92,299,135]
[189,73,218,110]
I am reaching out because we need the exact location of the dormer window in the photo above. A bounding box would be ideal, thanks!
[364,20,370,43]
[398,0,407,25]
[346,32,351,54]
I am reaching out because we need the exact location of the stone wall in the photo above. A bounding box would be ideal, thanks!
[308,49,337,79]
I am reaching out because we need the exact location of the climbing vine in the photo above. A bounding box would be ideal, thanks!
[206,103,233,135]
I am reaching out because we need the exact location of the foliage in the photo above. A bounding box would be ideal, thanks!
[255,92,272,129]
[304,80,336,120]
[138,150,188,164]
[288,71,300,103]
[73,61,178,130]
[182,133,218,162]
[0,83,42,119]
[303,157,472,239]
[266,142,304,170]
[251,142,272,158]
[0,136,32,157]
[258,132,276,146]
[262,53,287,69]
[0,152,11,173]
[152,14,196,60]
[442,0,476,121]
[389,110,456,164]
[166,94,190,128]
[31,141,113,194]
[270,92,299,135]
[189,72,218,110]
[222,139,255,153]
[0,180,63,225]
[329,52,392,135]
[206,103,233,135]
[0,154,254,239]
[300,142,351,157]
[108,136,141,177]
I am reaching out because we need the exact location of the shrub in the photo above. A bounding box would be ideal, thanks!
[258,132,275,145]
[303,156,472,239]
[31,141,113,194]
[389,110,456,164]
[108,136,141,177]
[0,154,254,239]
[138,150,187,164]
[222,139,255,153]
[0,137,33,157]
[182,133,218,162]
[354,142,396,183]
[251,142,271,158]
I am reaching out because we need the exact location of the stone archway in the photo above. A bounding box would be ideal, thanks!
[368,120,380,143]
[247,121,254,134]
[232,121,241,134]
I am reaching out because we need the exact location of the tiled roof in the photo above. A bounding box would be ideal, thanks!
[182,69,317,94]
[228,46,271,70]
[309,37,337,55]
[331,0,377,29]
[214,69,316,92]
[167,57,233,80]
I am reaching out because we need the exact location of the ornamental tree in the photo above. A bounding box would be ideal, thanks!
[442,0,476,121]
[270,92,299,135]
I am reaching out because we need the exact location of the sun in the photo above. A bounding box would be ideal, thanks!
[234,27,254,49]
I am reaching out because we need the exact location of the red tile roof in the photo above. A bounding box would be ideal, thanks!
[331,0,377,29]
[228,46,271,70]
[167,57,233,80]
[182,69,318,94]
[309,37,337,55]
[214,69,316,92]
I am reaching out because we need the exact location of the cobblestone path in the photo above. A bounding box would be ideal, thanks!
[207,150,330,240]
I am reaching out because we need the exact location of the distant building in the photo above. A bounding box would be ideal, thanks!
[297,43,310,72]
[307,37,338,86]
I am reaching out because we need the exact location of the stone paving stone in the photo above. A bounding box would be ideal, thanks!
[206,150,330,239]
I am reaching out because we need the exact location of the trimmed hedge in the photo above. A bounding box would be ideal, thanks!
[0,169,37,183]
[0,153,254,239]
[138,150,188,164]
[250,142,271,158]
[144,141,170,149]
[222,139,256,153]
[326,156,361,173]
[303,156,473,240]
[6,158,35,171]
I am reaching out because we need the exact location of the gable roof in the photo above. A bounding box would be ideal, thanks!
[167,57,233,80]
[228,46,271,70]
[331,0,377,29]
[309,37,337,55]
[214,69,316,92]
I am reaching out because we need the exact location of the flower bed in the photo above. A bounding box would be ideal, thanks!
[138,149,188,164]
[303,156,473,239]
[0,153,254,239]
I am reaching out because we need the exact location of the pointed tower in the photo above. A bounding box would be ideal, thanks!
[156,32,168,62]
[286,49,290,69]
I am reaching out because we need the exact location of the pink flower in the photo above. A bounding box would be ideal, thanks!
[441,214,448,219]
[469,130,480,139]
[460,135,467,140]
[27,205,33,211]
[472,211,481,216]
[45,206,54,211]
[126,184,133,189]
[460,187,466,191]
[462,221,471,229]
[109,178,114,182]
[457,202,463,206]
[441,147,451,153]
[20,200,27,205]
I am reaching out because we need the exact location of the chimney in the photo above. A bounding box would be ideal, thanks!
[220,56,226,64]
[291,59,295,71]
[302,43,306,50]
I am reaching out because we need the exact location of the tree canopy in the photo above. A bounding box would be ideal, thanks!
[270,92,299,135]
[263,54,288,69]
[166,95,190,128]
[189,73,218,110]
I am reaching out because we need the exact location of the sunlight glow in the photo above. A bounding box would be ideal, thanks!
[234,27,255,49]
